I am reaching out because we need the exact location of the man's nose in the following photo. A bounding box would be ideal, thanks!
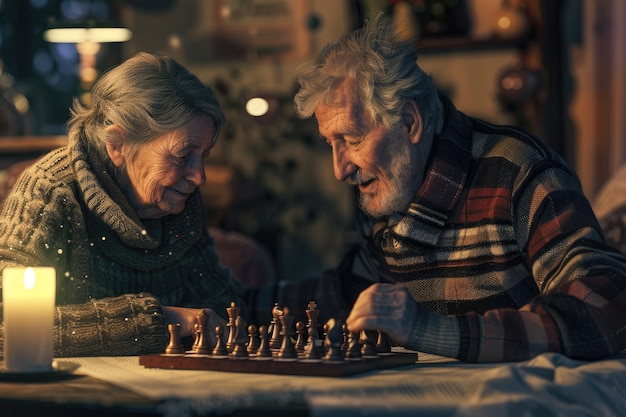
[332,145,355,182]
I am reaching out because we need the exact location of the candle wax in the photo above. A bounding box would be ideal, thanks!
[2,267,56,373]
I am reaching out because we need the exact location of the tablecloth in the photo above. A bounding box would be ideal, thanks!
[65,351,626,417]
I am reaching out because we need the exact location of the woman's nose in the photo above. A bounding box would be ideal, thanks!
[185,158,206,186]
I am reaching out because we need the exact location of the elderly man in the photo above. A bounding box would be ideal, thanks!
[248,13,626,363]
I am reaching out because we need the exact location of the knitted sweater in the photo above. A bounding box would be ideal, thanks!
[0,132,246,357]
[252,96,626,362]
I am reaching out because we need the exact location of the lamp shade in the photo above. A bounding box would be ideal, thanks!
[43,23,132,43]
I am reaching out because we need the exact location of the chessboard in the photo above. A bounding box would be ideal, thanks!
[139,301,418,377]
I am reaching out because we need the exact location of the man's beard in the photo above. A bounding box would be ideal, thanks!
[355,146,417,218]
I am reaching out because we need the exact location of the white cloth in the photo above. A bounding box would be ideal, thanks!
[64,351,626,417]
[593,164,626,220]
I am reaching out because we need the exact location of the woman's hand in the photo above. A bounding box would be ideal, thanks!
[345,283,418,345]
[161,305,227,346]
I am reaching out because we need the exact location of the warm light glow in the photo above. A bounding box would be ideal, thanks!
[23,267,36,290]
[2,266,56,372]
[246,97,270,117]
[497,16,512,30]
[12,94,30,114]
[43,27,132,43]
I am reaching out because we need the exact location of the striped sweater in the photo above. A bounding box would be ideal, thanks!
[255,97,626,362]
[0,132,246,357]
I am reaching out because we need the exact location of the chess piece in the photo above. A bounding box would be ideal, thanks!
[212,324,228,356]
[226,301,240,352]
[269,303,284,350]
[277,308,297,359]
[256,324,272,358]
[376,330,392,353]
[322,323,330,354]
[360,329,378,357]
[247,324,260,355]
[305,301,320,341]
[165,323,185,354]
[323,318,344,362]
[193,310,212,354]
[230,316,249,358]
[345,331,362,360]
[294,321,306,352]
[191,322,200,352]
[193,325,212,355]
[304,301,322,359]
[341,323,349,351]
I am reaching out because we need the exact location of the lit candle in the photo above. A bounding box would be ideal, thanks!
[2,267,56,373]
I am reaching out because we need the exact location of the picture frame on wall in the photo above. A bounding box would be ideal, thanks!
[212,0,311,60]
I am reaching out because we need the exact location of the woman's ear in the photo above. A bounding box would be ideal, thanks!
[104,125,127,167]
[402,101,423,145]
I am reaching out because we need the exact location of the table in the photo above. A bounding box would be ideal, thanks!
[2,351,626,417]
[0,135,67,170]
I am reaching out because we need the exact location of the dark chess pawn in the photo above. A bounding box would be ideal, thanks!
[345,331,362,360]
[165,323,185,354]
[323,318,344,362]
[360,329,378,357]
[247,324,260,355]
[256,325,273,358]
[295,321,306,352]
[212,324,228,356]
[277,308,297,359]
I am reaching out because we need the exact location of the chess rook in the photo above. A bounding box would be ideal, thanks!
[165,323,184,355]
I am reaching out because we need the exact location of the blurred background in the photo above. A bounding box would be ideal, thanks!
[0,0,624,283]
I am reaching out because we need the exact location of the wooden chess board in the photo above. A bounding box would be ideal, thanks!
[141,301,418,377]
[139,351,418,377]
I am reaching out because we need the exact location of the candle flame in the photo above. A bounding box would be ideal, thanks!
[23,267,36,290]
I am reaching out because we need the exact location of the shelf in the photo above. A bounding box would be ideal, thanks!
[0,136,67,154]
[416,36,530,54]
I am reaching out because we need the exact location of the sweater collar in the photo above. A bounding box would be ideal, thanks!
[68,132,204,252]
[374,96,473,247]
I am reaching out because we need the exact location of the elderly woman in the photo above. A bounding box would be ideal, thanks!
[0,52,247,357]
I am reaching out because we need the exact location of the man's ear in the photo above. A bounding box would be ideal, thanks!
[402,101,423,145]
[104,125,127,167]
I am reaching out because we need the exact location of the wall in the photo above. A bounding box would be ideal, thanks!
[122,0,357,280]
[571,0,626,200]
[120,0,527,279]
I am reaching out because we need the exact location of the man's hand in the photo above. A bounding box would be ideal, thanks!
[345,283,418,345]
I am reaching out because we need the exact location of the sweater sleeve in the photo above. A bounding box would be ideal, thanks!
[407,165,626,362]
[0,293,167,357]
[0,162,171,357]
